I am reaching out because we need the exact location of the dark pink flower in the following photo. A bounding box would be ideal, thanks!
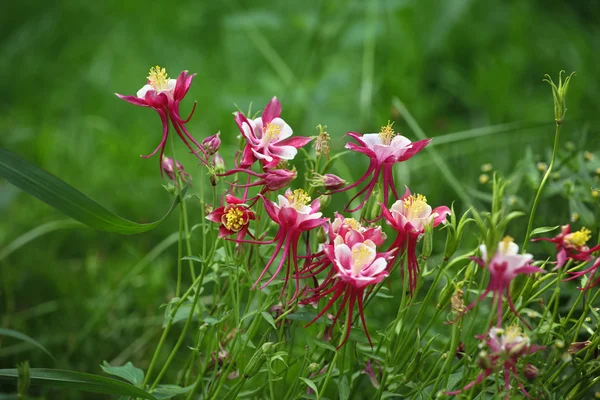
[235,97,312,169]
[532,225,598,269]
[116,66,207,173]
[206,194,256,241]
[455,238,544,327]
[328,122,430,212]
[301,233,391,348]
[446,326,543,398]
[248,189,327,299]
[381,188,450,295]
[161,157,191,183]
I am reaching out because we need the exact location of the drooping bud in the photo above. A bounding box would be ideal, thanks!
[202,132,221,156]
[263,169,297,191]
[568,340,591,354]
[310,173,346,191]
[524,363,539,380]
[543,71,575,125]
[161,157,191,182]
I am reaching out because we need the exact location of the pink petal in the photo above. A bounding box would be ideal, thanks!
[432,206,451,226]
[115,93,149,107]
[277,136,313,149]
[397,138,431,161]
[262,96,281,124]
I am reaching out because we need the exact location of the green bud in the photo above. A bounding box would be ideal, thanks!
[543,71,575,125]
[243,342,274,378]
[319,194,331,208]
[308,362,320,373]
[437,279,456,310]
[17,360,30,398]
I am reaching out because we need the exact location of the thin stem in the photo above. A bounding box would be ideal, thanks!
[522,123,561,251]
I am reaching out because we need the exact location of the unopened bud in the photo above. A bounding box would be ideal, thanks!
[481,163,493,172]
[162,157,191,183]
[319,194,331,208]
[543,71,575,125]
[308,362,320,373]
[421,222,433,260]
[437,280,456,310]
[537,162,548,172]
[244,342,274,378]
[310,173,346,191]
[568,340,590,354]
[202,132,221,156]
[213,152,225,174]
[524,363,539,380]
[264,169,297,191]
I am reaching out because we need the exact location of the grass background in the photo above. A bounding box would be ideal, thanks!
[1,0,599,398]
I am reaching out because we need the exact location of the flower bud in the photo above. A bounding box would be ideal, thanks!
[202,132,221,156]
[308,362,320,373]
[213,152,225,174]
[524,363,539,380]
[544,71,575,125]
[319,194,331,208]
[161,157,190,182]
[421,221,433,260]
[568,340,591,354]
[476,351,491,370]
[244,342,274,378]
[437,280,456,310]
[264,169,297,191]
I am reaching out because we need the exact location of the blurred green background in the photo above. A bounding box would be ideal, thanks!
[1,0,599,397]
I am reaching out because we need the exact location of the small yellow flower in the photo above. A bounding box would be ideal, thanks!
[592,189,599,198]
[537,162,548,172]
[584,151,594,161]
[571,212,580,222]
[479,174,489,184]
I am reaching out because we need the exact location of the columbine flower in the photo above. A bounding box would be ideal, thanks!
[116,66,207,171]
[161,157,191,183]
[381,188,450,295]
[235,97,312,169]
[533,225,599,269]
[457,237,544,327]
[328,122,430,212]
[206,194,256,241]
[446,326,543,398]
[309,173,347,191]
[250,189,327,299]
[301,235,391,348]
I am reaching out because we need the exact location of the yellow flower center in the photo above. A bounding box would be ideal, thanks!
[351,244,372,272]
[565,227,591,248]
[285,189,311,210]
[379,121,395,145]
[403,194,429,220]
[223,207,246,232]
[263,123,281,141]
[344,218,362,231]
[147,65,169,91]
[500,236,514,253]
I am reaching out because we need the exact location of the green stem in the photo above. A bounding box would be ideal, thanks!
[522,123,561,251]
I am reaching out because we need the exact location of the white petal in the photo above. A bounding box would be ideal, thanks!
[361,133,383,148]
[136,84,153,98]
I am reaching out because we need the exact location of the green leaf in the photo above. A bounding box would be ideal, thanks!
[153,384,194,399]
[299,377,319,398]
[100,361,144,387]
[337,375,350,400]
[260,311,277,329]
[530,225,559,236]
[0,328,54,361]
[0,147,183,234]
[0,368,156,399]
[0,220,81,262]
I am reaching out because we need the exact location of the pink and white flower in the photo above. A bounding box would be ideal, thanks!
[446,326,543,398]
[328,122,430,212]
[161,157,191,183]
[457,237,544,327]
[235,97,312,169]
[381,188,450,295]
[301,235,392,348]
[116,66,208,172]
[246,189,327,299]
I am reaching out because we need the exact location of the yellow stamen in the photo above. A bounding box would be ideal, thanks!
[500,236,514,253]
[147,65,169,91]
[351,245,372,272]
[403,194,429,220]
[285,189,311,210]
[223,207,246,232]
[344,218,362,231]
[379,121,395,145]
[503,326,523,343]
[263,123,282,141]
[565,227,591,247]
